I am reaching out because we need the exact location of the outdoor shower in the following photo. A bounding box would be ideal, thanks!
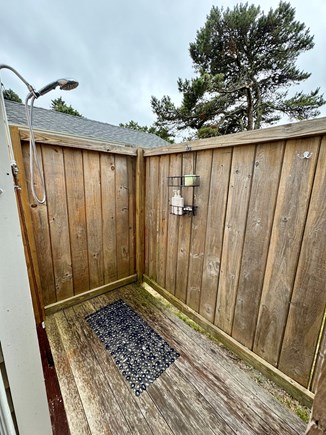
[0,64,79,203]
[32,78,79,98]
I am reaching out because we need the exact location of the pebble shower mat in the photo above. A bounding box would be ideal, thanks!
[86,299,180,396]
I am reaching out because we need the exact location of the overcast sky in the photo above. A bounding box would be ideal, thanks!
[1,0,325,131]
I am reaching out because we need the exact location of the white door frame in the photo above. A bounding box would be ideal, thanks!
[0,89,52,434]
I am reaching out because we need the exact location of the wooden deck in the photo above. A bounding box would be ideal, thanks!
[46,284,306,435]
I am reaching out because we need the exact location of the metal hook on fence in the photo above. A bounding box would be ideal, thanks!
[297,151,313,159]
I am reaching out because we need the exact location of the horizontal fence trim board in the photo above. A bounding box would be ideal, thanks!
[143,275,314,408]
[44,274,137,315]
[18,127,138,156]
[143,118,326,156]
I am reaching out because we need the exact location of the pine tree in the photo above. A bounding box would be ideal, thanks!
[152,2,325,138]
[51,97,82,117]
[119,120,174,143]
[3,88,22,103]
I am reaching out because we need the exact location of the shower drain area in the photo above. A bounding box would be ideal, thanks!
[86,299,180,396]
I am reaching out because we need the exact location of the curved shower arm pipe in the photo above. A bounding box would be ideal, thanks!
[0,64,37,97]
[0,64,79,204]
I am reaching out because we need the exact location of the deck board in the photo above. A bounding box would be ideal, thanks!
[46,283,306,435]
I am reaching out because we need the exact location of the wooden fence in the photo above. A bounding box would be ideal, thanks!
[143,120,326,394]
[10,127,137,315]
[10,118,326,402]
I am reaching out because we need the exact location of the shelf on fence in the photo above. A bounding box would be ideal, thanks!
[167,175,200,187]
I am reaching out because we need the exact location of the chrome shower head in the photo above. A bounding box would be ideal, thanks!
[35,78,79,98]
[57,78,79,91]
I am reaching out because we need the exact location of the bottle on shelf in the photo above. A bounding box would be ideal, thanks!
[171,190,184,215]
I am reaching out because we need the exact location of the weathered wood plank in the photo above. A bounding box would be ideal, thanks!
[56,307,131,434]
[64,148,89,295]
[232,141,284,348]
[143,118,326,156]
[145,275,314,408]
[89,293,175,435]
[147,157,159,281]
[150,367,226,435]
[215,144,256,334]
[18,127,137,156]
[101,153,118,282]
[45,274,137,315]
[101,289,231,435]
[21,142,56,305]
[165,154,182,295]
[156,155,170,288]
[72,302,153,435]
[199,148,232,323]
[83,150,104,289]
[84,296,174,435]
[186,150,212,312]
[124,284,306,434]
[175,153,194,303]
[128,156,136,275]
[126,292,253,434]
[278,139,326,386]
[115,155,131,279]
[253,137,320,366]
[46,316,91,435]
[144,157,150,276]
[42,145,73,301]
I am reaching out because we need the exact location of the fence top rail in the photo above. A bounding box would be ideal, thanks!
[143,116,326,157]
[17,126,138,156]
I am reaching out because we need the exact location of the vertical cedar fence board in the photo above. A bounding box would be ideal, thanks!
[15,132,137,310]
[144,128,326,393]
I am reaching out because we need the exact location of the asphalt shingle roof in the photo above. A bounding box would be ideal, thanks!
[5,100,168,148]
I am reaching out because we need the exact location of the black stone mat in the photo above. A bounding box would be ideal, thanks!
[85,299,180,396]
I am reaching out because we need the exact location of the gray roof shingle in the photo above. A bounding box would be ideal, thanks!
[4,100,168,148]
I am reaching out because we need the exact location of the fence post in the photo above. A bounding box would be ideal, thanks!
[136,148,145,282]
[9,126,44,324]
[306,347,326,433]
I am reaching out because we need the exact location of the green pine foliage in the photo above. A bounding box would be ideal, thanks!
[3,88,22,103]
[51,97,82,117]
[119,120,174,143]
[152,2,325,138]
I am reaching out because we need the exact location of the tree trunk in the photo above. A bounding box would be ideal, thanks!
[246,87,254,130]
[254,82,262,129]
